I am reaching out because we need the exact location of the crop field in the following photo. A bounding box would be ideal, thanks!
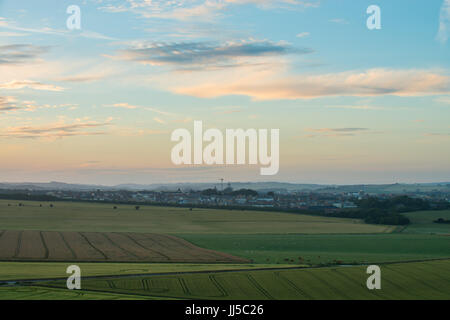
[179,233,450,265]
[403,210,450,234]
[0,286,154,300]
[0,200,395,234]
[32,259,450,300]
[0,262,295,281]
[0,230,247,263]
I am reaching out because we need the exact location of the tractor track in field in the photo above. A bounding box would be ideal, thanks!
[208,275,228,298]
[13,231,23,258]
[331,268,384,299]
[143,235,191,261]
[141,279,149,291]
[102,233,140,260]
[302,269,352,299]
[246,274,275,300]
[39,232,49,259]
[59,232,77,260]
[178,277,191,295]
[123,233,170,261]
[78,232,108,260]
[273,271,313,299]
[107,280,116,289]
[383,265,449,296]
[32,283,183,300]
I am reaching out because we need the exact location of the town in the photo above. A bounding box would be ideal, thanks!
[2,182,449,215]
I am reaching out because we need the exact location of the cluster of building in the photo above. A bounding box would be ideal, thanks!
[6,182,449,212]
[43,186,363,211]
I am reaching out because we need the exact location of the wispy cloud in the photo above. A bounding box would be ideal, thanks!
[0,80,64,92]
[0,44,49,65]
[296,32,310,38]
[303,127,370,138]
[57,75,106,83]
[330,18,349,24]
[110,103,138,109]
[153,117,166,124]
[0,31,28,37]
[326,105,385,110]
[0,96,19,112]
[0,120,112,139]
[118,39,307,70]
[306,128,369,133]
[174,68,450,100]
[437,0,450,43]
[99,0,319,21]
[20,101,78,112]
[106,103,177,116]
[0,17,115,40]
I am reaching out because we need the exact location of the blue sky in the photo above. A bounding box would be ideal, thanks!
[0,0,449,185]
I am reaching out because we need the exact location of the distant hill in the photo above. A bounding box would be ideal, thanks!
[115,182,324,192]
[0,181,449,194]
[0,181,113,191]
[316,183,450,194]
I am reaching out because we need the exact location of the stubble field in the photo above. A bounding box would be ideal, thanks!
[0,230,247,263]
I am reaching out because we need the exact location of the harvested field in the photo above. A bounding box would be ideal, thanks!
[0,231,21,258]
[16,231,47,259]
[42,232,75,260]
[0,230,248,263]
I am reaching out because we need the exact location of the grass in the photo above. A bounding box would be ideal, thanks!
[37,259,450,300]
[0,199,394,234]
[402,210,450,234]
[0,262,295,281]
[178,233,450,265]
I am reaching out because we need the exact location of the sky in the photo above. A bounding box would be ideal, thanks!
[0,0,449,185]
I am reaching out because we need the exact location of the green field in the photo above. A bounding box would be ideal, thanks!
[403,210,450,234]
[0,200,394,234]
[0,262,294,281]
[0,286,154,300]
[15,259,447,300]
[178,233,450,265]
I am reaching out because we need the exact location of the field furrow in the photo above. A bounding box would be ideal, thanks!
[0,230,258,263]
[106,233,156,260]
[14,231,23,258]
[43,232,76,260]
[62,232,107,261]
[16,231,46,259]
[39,232,49,259]
[0,231,20,259]
[82,232,133,261]
[123,233,171,261]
